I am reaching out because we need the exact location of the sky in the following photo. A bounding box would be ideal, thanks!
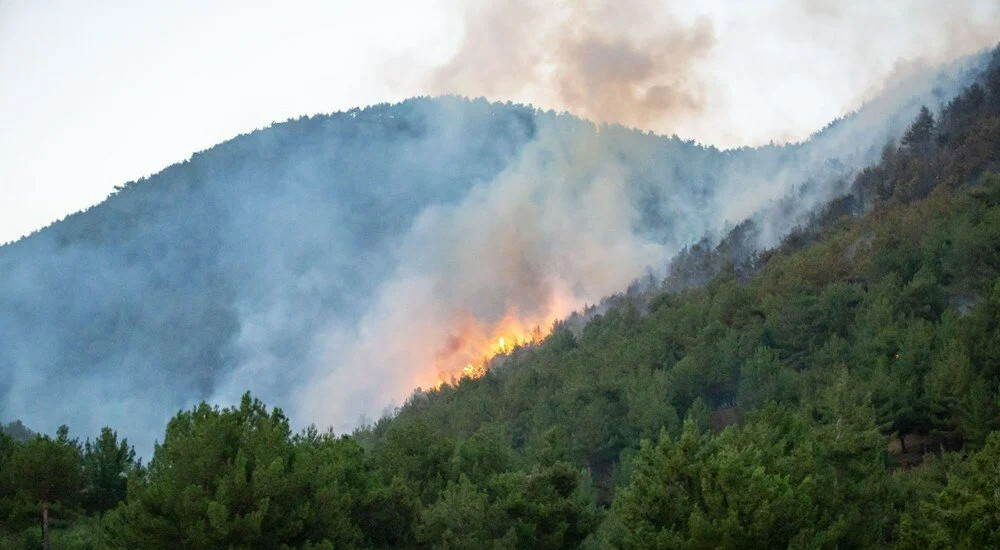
[2,0,1000,245]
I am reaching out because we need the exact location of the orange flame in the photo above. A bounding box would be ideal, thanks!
[427,292,573,388]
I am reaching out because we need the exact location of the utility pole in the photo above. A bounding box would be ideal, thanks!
[42,501,50,550]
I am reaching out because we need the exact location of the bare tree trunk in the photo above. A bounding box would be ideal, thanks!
[42,501,50,550]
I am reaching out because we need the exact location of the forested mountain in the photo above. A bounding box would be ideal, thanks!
[3,46,1000,550]
[0,49,987,457]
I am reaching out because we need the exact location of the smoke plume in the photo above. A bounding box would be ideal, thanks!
[428,0,715,132]
[0,46,991,454]
[425,0,1000,145]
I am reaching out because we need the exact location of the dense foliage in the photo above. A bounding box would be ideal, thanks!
[3,49,1000,550]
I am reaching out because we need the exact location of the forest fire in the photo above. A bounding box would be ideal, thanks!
[430,307,558,387]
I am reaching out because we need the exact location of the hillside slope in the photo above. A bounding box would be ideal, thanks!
[3,52,985,451]
[345,48,1000,548]
[2,48,1000,549]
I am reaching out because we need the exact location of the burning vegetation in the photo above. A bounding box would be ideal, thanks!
[432,308,551,387]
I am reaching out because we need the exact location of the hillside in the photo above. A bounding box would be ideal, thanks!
[2,48,1000,549]
[1,50,985,454]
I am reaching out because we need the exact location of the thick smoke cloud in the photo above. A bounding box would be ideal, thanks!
[0,50,989,454]
[429,0,715,131]
[300,121,670,425]
[425,0,1000,145]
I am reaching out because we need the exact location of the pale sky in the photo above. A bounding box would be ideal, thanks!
[2,0,999,244]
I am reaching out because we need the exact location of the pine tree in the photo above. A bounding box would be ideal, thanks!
[82,427,135,515]
[901,106,935,147]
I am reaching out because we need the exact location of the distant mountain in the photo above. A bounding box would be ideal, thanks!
[0,50,989,452]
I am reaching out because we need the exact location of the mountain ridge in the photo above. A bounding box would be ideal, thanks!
[0,49,991,455]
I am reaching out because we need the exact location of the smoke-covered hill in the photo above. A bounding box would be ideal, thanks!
[0,50,990,452]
